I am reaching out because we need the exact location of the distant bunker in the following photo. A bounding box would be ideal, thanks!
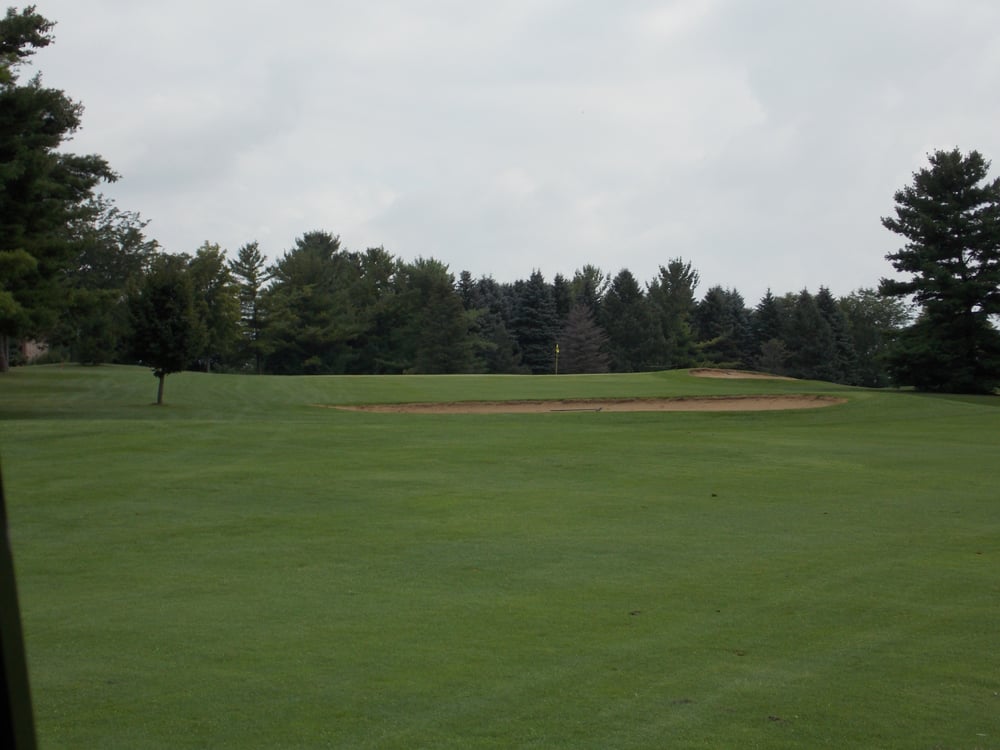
[328,369,846,415]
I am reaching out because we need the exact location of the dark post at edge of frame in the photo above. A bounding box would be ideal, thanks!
[0,461,37,749]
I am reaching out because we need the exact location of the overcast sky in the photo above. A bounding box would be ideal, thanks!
[30,0,1000,303]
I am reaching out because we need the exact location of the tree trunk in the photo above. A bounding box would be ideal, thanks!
[0,334,8,373]
[155,371,165,404]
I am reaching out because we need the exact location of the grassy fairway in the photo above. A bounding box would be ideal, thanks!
[1,366,998,748]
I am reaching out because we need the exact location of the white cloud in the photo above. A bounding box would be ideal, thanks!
[631,0,720,40]
[28,0,1000,301]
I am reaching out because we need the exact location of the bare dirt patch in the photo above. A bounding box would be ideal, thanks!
[689,368,796,380]
[327,395,845,414]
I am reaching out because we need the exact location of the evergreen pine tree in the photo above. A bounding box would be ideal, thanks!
[601,269,658,372]
[228,241,271,373]
[815,286,856,384]
[784,290,836,381]
[646,259,699,369]
[0,7,117,370]
[512,270,558,374]
[558,304,610,374]
[880,148,1000,393]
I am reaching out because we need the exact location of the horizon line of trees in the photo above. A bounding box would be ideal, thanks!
[37,224,911,390]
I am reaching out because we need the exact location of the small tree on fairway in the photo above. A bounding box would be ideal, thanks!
[880,149,1000,393]
[127,256,204,404]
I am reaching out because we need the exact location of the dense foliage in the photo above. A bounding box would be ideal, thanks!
[49,228,913,386]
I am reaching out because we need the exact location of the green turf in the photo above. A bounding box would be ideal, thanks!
[1,365,998,748]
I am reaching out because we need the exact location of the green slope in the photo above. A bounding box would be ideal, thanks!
[1,366,997,748]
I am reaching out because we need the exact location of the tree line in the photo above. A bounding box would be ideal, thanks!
[3,6,1000,395]
[41,226,913,389]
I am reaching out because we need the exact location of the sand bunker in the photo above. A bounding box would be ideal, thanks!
[330,395,845,414]
[320,369,838,414]
[689,368,795,380]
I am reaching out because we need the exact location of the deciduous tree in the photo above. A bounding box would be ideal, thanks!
[127,256,205,404]
[189,242,239,371]
[840,288,910,387]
